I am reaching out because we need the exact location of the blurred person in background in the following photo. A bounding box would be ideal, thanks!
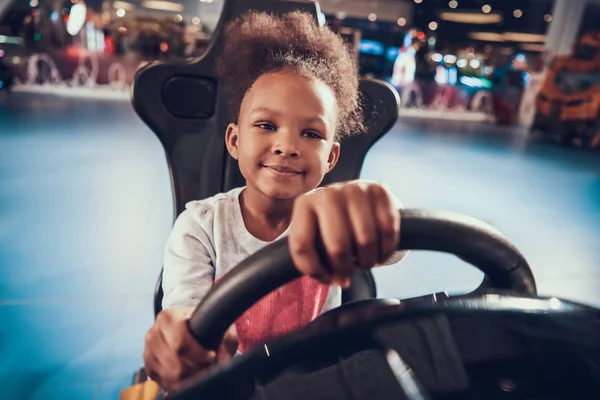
[0,50,15,92]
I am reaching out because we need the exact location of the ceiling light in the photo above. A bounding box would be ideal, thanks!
[482,4,491,14]
[397,17,407,26]
[113,1,134,11]
[67,3,87,35]
[505,32,546,42]
[429,21,438,30]
[449,0,458,9]
[513,9,523,18]
[468,32,504,42]
[141,1,183,12]
[439,12,501,24]
[468,32,547,43]
[444,54,457,64]
[521,43,546,52]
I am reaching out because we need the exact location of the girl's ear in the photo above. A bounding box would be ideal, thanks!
[225,123,240,160]
[325,141,340,173]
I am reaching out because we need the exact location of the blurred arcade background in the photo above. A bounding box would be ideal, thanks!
[1,0,600,149]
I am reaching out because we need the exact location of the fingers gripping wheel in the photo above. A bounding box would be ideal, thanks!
[188,209,536,350]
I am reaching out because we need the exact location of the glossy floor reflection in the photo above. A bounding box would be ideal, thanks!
[1,93,599,399]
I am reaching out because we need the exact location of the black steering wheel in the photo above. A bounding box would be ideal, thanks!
[170,209,538,399]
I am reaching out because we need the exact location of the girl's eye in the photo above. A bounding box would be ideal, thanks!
[303,131,322,139]
[257,123,276,131]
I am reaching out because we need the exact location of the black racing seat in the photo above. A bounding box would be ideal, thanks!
[131,0,400,318]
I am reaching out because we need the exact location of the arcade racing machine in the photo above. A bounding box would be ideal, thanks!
[533,32,600,149]
[124,1,600,399]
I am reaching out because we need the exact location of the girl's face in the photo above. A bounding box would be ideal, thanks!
[225,69,340,200]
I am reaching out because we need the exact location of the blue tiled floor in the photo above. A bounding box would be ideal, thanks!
[1,93,599,399]
[1,93,172,399]
[361,118,600,304]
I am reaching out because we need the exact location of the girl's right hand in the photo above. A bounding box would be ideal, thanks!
[143,307,239,393]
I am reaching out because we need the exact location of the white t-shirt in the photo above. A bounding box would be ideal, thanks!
[162,186,405,352]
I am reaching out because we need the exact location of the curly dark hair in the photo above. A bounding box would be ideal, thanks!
[216,11,364,139]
